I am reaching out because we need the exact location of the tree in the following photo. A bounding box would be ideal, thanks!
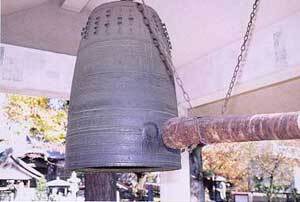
[252,153,294,202]
[34,177,47,201]
[85,172,117,201]
[202,141,299,195]
[5,94,68,143]
[202,142,254,191]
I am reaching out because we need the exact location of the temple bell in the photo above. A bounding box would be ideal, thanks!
[66,0,181,172]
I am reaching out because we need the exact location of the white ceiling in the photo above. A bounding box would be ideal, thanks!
[1,0,48,15]
[2,0,300,67]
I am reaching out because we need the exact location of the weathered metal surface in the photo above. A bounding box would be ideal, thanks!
[66,1,180,172]
[163,112,300,149]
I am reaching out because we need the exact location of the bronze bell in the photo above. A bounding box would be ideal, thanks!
[66,0,181,172]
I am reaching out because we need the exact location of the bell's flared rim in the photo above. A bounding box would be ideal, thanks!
[65,161,181,173]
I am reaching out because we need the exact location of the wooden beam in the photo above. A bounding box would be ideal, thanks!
[162,112,300,149]
[61,0,90,12]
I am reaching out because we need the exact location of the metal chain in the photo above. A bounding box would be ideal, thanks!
[137,0,200,151]
[138,0,193,110]
[221,0,260,115]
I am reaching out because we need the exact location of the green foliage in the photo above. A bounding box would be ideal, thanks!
[252,153,293,201]
[5,94,68,143]
[254,176,285,195]
[34,177,47,201]
[253,176,264,192]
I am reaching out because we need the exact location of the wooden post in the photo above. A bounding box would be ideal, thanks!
[163,111,300,149]
[84,172,117,201]
[190,146,205,202]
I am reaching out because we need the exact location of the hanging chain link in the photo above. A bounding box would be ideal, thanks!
[138,0,193,110]
[221,0,260,115]
[137,0,198,151]
[137,0,259,150]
